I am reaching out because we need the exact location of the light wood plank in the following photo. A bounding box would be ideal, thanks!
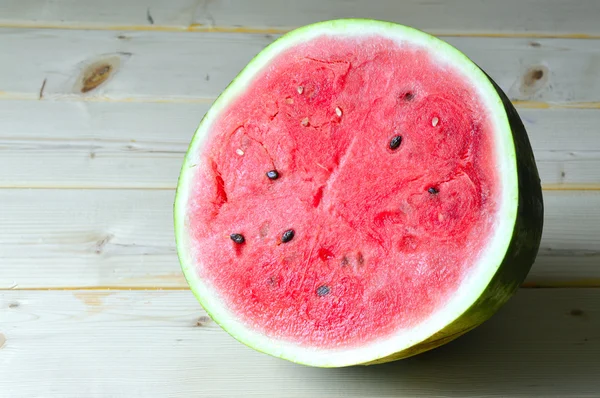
[0,29,271,102]
[0,0,199,29]
[0,189,180,289]
[193,0,600,38]
[1,289,599,397]
[0,100,203,189]
[1,29,600,104]
[0,189,598,289]
[2,100,599,188]
[2,0,600,38]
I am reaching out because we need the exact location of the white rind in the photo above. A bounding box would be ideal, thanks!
[174,19,518,367]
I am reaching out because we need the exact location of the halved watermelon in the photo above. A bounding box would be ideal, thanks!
[174,19,543,367]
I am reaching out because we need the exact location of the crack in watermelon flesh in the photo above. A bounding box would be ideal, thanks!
[188,35,499,349]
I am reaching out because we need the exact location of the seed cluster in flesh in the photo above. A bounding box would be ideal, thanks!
[187,35,500,349]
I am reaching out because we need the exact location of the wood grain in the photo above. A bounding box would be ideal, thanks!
[0,100,202,189]
[2,100,599,189]
[0,0,199,30]
[1,289,599,397]
[1,29,600,104]
[0,189,598,289]
[0,189,179,289]
[2,0,600,38]
[0,3,597,396]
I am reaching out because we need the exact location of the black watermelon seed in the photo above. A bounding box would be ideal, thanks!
[428,187,439,194]
[404,92,414,101]
[281,229,295,243]
[230,233,245,244]
[389,135,402,150]
[316,285,330,297]
[266,170,279,180]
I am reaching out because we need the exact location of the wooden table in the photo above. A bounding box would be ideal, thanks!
[1,1,599,396]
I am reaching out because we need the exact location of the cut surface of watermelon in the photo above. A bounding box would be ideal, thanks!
[175,19,543,367]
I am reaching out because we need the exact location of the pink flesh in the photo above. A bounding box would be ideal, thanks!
[187,35,499,348]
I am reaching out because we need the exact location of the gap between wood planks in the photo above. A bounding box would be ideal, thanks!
[0,185,599,191]
[2,281,600,291]
[1,21,600,40]
[2,94,600,110]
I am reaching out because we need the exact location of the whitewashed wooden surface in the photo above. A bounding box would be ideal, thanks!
[1,289,599,397]
[1,1,599,396]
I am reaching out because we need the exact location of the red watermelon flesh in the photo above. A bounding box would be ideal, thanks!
[187,34,499,349]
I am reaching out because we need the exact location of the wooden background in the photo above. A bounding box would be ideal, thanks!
[1,1,599,396]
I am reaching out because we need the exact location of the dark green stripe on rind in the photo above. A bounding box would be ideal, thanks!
[363,73,544,365]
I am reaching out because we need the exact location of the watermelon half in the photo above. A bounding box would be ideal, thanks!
[174,19,543,367]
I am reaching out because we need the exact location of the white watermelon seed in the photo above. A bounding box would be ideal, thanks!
[301,117,310,127]
[432,117,439,127]
[236,148,245,156]
[297,86,304,94]
[335,107,343,117]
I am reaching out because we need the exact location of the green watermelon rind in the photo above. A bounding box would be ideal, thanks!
[173,19,543,367]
